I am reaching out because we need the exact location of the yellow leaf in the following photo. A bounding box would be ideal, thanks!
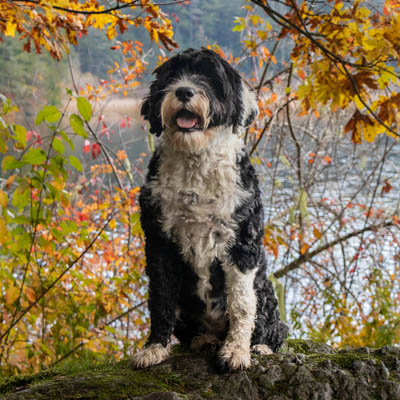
[5,286,19,305]
[5,22,17,37]
[107,24,118,40]
[109,219,117,230]
[354,95,365,110]
[0,189,7,208]
[257,30,268,41]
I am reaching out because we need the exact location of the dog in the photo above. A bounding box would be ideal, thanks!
[131,48,288,371]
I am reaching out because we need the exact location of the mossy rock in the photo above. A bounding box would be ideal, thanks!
[2,341,400,400]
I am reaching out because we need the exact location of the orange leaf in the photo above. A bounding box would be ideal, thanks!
[313,227,322,239]
[0,189,7,208]
[5,286,19,305]
[300,243,309,255]
[24,287,36,302]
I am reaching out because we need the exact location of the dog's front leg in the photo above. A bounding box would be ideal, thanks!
[218,264,257,370]
[131,251,179,368]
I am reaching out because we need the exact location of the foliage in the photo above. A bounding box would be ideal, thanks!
[0,0,177,60]
[0,94,148,373]
[248,0,400,143]
[237,0,400,348]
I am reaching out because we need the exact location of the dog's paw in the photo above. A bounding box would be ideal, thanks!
[131,343,170,369]
[251,344,273,355]
[217,343,251,371]
[191,334,221,352]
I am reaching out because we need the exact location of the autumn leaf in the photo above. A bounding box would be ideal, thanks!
[5,286,19,305]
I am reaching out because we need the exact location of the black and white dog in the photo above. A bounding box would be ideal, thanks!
[132,48,288,370]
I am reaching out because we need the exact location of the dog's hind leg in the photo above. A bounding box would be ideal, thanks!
[251,344,273,355]
[251,271,289,353]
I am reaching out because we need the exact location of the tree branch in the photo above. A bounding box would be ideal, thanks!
[273,220,395,279]
[11,0,186,15]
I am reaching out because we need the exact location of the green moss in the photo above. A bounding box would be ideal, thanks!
[284,338,335,355]
[310,352,367,370]
[0,370,57,395]
[0,357,187,399]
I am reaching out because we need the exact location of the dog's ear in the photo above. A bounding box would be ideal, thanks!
[241,82,259,128]
[141,92,163,137]
[141,61,171,137]
[208,50,258,133]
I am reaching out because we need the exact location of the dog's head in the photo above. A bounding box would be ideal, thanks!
[141,48,258,151]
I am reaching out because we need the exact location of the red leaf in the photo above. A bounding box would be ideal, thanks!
[83,140,91,153]
[381,179,393,196]
[91,143,101,159]
[77,211,89,221]
[101,122,109,138]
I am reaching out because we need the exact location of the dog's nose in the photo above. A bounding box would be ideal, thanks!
[175,87,195,103]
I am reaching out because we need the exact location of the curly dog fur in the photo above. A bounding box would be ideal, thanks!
[131,48,288,370]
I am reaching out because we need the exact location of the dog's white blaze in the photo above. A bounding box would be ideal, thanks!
[219,266,257,369]
[161,76,211,139]
[148,128,249,320]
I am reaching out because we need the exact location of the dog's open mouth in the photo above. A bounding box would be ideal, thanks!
[175,109,202,132]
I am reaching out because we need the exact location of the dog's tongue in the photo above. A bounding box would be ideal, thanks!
[176,115,198,130]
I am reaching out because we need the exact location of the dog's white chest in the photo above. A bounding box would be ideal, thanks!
[149,133,247,302]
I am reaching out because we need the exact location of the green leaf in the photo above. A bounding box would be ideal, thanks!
[279,154,291,167]
[2,155,24,170]
[12,183,30,210]
[131,213,144,236]
[52,138,65,154]
[70,114,88,138]
[77,97,92,122]
[14,125,27,148]
[17,231,31,251]
[22,148,46,165]
[60,220,78,235]
[148,133,155,153]
[298,189,309,220]
[233,17,245,32]
[69,155,83,171]
[269,274,286,323]
[35,105,61,125]
[58,130,75,150]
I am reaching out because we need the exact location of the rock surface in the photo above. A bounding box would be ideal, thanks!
[2,340,400,400]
